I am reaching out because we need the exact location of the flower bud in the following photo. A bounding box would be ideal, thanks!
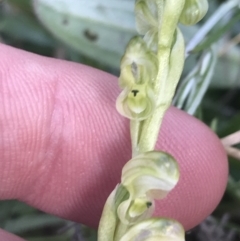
[179,0,208,25]
[116,83,156,121]
[119,218,185,241]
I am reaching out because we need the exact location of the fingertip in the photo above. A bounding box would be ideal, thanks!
[154,107,228,230]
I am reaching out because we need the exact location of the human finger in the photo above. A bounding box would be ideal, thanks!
[0,44,228,231]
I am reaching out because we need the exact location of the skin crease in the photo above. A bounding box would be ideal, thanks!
[0,43,228,240]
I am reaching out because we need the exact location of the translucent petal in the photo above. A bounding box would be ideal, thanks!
[133,176,175,198]
[135,0,158,35]
[143,29,158,52]
[121,151,179,196]
[135,1,152,35]
[146,0,158,20]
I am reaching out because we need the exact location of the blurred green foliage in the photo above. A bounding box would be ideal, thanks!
[0,0,240,240]
[7,0,33,14]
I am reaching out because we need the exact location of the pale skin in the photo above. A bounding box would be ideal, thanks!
[0,43,228,241]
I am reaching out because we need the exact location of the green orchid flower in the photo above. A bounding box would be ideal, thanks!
[119,36,158,89]
[116,83,156,121]
[117,36,158,121]
[117,151,179,225]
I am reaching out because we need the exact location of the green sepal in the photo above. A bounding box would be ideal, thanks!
[98,184,130,241]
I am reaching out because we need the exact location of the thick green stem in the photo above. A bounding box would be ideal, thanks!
[138,106,166,152]
[138,0,185,153]
[130,120,141,157]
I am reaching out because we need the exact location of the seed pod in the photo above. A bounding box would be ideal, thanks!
[119,218,185,241]
[179,0,208,25]
[116,84,156,121]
